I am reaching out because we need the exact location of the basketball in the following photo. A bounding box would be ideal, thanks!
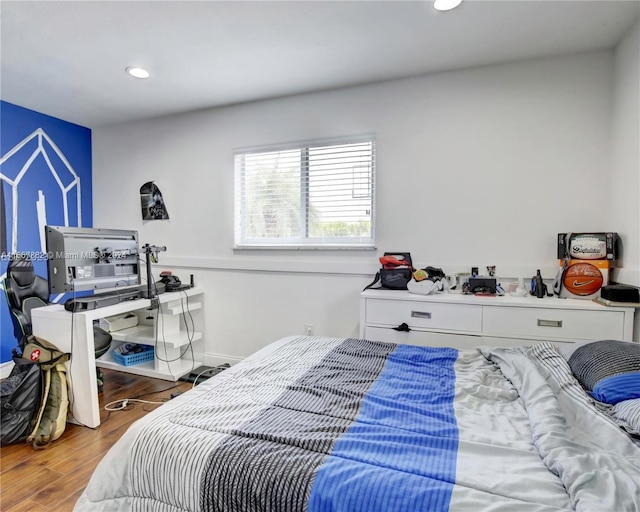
[563,263,604,296]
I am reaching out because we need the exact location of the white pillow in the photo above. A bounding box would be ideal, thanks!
[557,339,597,360]
[613,399,640,435]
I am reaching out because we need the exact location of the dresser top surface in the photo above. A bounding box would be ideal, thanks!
[361,289,635,312]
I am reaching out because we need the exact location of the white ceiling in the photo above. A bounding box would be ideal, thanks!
[1,0,638,128]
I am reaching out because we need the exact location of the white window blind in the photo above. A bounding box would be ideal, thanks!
[234,136,375,249]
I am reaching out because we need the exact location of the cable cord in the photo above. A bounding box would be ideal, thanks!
[192,368,214,388]
[154,303,177,381]
[104,397,167,411]
[153,299,196,365]
[101,382,183,417]
[133,383,181,399]
[180,290,196,339]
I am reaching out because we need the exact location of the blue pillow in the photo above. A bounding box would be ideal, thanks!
[568,340,640,405]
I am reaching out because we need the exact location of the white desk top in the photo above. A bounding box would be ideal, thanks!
[33,286,205,321]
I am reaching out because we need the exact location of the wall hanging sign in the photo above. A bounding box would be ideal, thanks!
[140,181,169,220]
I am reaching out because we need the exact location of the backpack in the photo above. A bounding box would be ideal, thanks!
[20,336,70,449]
[0,358,44,446]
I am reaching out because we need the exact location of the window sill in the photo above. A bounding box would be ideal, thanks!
[233,244,377,251]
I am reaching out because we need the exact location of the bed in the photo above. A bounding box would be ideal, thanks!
[74,336,640,512]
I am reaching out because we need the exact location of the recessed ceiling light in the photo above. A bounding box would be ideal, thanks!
[434,0,462,11]
[125,66,150,79]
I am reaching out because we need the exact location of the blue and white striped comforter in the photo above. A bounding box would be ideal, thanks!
[75,336,640,512]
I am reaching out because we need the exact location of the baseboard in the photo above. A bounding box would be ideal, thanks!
[195,352,244,368]
[1,360,15,380]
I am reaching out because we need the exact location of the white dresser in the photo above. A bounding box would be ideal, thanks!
[360,289,636,350]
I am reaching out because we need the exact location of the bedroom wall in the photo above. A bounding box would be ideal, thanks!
[611,21,639,288]
[93,50,631,365]
[611,20,640,342]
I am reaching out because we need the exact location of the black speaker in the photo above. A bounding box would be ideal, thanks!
[600,285,640,303]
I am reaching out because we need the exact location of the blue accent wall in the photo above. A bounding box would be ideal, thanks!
[0,101,92,363]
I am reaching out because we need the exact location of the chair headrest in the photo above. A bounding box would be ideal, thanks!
[7,254,36,288]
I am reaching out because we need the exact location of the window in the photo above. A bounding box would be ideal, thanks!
[234,136,375,249]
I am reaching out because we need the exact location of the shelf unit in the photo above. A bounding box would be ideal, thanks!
[32,287,205,428]
[96,292,203,379]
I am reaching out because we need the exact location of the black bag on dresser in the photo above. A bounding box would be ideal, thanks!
[363,252,414,291]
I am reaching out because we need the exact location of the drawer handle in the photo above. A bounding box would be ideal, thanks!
[393,322,411,332]
[411,311,432,319]
[538,319,563,328]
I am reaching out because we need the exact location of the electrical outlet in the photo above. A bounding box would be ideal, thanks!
[304,323,314,336]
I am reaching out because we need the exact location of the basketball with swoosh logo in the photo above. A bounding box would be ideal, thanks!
[563,262,604,296]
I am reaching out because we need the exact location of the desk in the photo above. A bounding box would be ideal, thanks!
[32,287,204,428]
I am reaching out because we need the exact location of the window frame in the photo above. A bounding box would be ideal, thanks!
[234,134,376,250]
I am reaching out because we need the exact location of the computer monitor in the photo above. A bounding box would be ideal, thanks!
[45,226,141,294]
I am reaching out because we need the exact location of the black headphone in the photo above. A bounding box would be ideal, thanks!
[159,272,181,291]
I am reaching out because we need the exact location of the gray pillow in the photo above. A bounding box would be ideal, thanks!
[567,340,640,405]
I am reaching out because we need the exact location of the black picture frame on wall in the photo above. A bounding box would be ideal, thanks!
[140,181,170,221]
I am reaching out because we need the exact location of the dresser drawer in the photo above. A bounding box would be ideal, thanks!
[365,299,482,333]
[483,306,625,342]
[364,326,480,350]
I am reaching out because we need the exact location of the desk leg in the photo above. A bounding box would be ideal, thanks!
[69,317,100,428]
[32,313,101,428]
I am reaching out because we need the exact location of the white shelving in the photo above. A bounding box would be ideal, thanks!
[96,289,204,378]
[32,287,205,428]
[97,342,201,381]
[108,321,203,348]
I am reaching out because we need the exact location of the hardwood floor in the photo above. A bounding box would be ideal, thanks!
[0,368,194,511]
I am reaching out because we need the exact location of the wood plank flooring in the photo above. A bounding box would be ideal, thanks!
[0,368,194,511]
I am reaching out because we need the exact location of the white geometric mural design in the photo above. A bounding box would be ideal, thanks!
[0,127,82,253]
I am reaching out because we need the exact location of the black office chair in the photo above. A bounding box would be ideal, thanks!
[4,254,50,351]
[3,254,112,358]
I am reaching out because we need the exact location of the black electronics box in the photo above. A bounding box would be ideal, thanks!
[600,285,640,303]
[179,364,230,384]
[468,277,497,294]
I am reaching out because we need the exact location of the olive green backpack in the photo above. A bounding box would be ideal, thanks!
[21,336,70,449]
